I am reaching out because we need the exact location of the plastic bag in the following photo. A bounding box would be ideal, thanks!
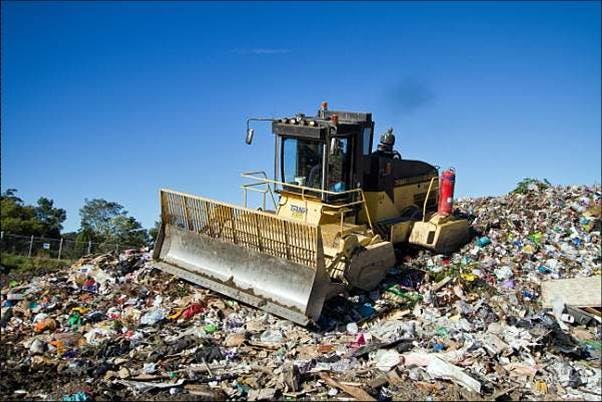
[140,308,166,326]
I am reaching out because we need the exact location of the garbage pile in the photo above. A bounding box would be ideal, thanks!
[1,182,601,401]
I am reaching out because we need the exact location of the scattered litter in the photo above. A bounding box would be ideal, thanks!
[1,183,600,400]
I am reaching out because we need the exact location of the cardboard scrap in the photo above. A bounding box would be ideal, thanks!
[319,372,376,401]
[541,276,601,308]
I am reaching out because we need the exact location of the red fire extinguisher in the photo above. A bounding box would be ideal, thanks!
[438,168,456,216]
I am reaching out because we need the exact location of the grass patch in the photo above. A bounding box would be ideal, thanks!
[1,253,72,277]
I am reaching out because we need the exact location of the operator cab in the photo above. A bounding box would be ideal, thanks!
[271,103,374,202]
[245,102,438,209]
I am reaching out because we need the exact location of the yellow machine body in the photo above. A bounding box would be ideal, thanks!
[153,105,470,325]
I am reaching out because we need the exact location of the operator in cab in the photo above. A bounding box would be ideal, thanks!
[307,138,348,192]
[327,138,346,192]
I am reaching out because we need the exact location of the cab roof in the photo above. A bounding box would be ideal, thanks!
[271,109,373,140]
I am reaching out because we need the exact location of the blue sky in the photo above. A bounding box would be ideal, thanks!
[2,1,600,232]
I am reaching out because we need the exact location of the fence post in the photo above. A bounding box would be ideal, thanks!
[58,238,64,261]
[28,235,34,257]
[87,240,92,255]
[1,231,3,240]
[115,243,119,254]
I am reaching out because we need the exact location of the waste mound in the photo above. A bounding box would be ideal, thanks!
[1,183,600,401]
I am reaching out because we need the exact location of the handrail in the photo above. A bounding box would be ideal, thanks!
[422,176,436,222]
[360,189,374,231]
[241,171,364,197]
[241,171,375,231]
[241,171,372,234]
[240,171,278,210]
[241,171,367,210]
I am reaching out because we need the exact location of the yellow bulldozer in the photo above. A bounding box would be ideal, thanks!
[153,103,470,325]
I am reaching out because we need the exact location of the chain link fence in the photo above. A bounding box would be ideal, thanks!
[0,232,142,262]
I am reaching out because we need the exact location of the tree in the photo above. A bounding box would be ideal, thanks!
[35,197,67,238]
[80,199,126,241]
[2,188,23,203]
[1,190,67,238]
[1,189,44,236]
[78,198,148,247]
[61,231,79,241]
[110,215,149,246]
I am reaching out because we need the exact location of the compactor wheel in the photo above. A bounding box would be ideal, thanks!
[343,241,396,291]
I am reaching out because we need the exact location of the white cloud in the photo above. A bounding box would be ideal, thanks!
[231,48,291,55]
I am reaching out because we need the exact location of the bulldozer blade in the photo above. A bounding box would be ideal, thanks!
[152,189,332,325]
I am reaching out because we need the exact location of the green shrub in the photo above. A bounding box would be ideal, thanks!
[512,178,551,194]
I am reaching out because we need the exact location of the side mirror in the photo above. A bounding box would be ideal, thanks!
[245,128,255,145]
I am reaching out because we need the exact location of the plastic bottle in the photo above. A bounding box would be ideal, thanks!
[260,329,283,343]
[476,237,491,247]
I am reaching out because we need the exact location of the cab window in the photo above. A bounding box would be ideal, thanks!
[328,138,351,192]
[362,127,372,155]
[282,138,324,189]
